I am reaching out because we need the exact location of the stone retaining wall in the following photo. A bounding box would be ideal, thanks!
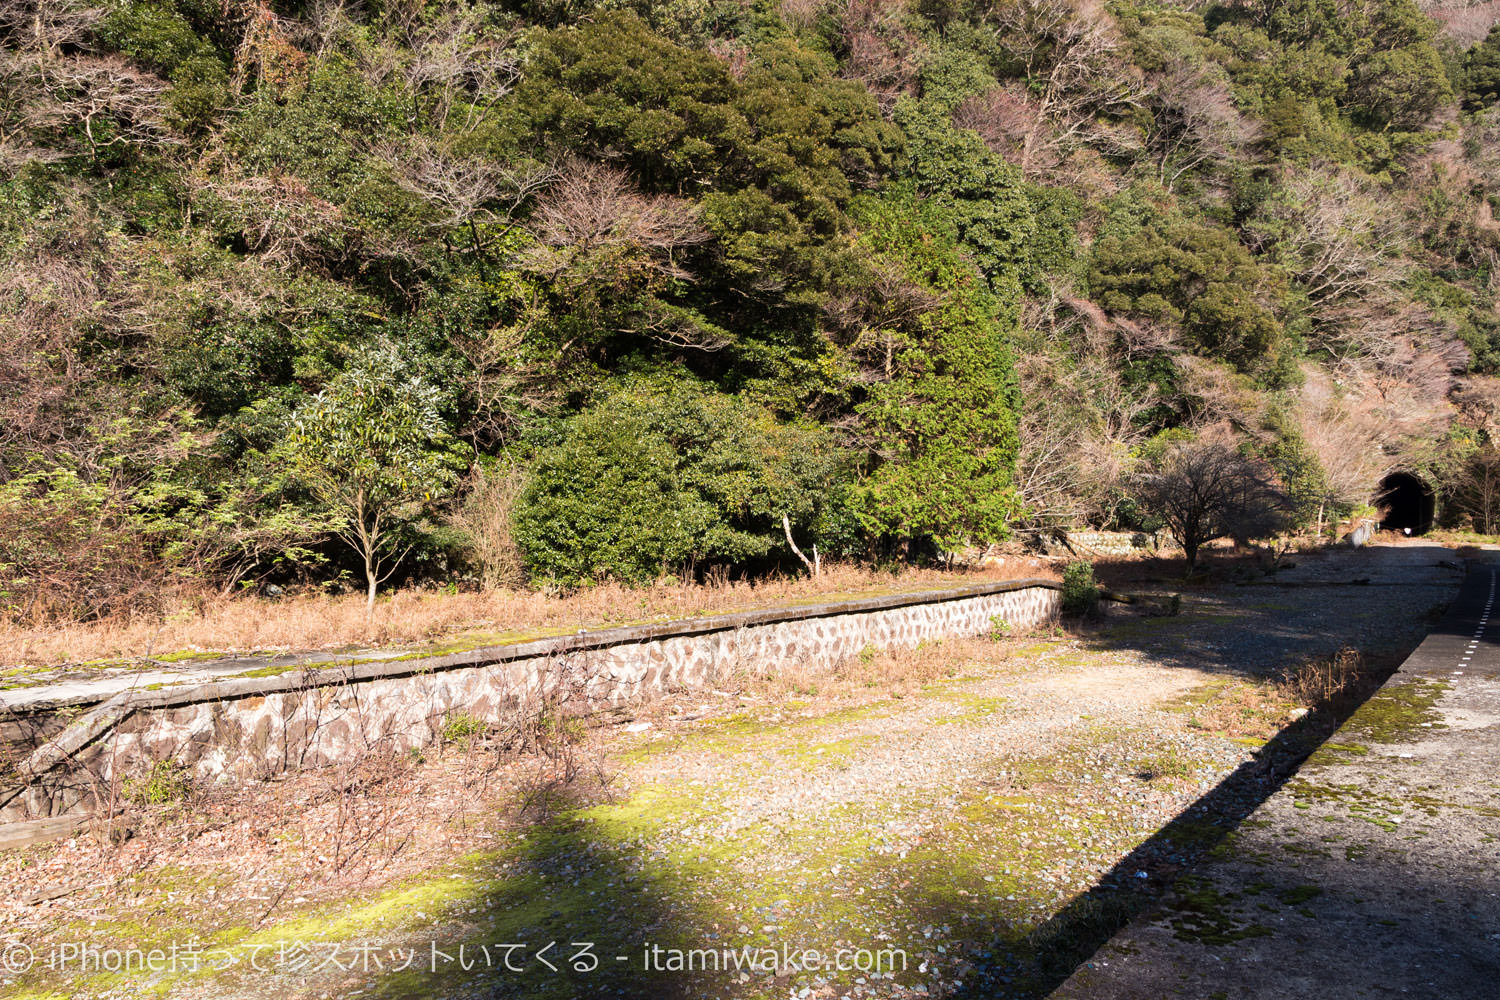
[0,580,1059,827]
[1041,530,1164,557]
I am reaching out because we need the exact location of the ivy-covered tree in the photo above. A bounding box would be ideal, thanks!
[849,188,1025,552]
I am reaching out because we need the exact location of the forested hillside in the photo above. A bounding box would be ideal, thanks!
[5,0,1500,621]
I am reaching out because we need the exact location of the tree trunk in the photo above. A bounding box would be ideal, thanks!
[782,514,819,577]
[468,218,489,283]
[365,553,378,614]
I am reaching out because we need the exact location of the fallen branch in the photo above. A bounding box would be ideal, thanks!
[21,879,96,906]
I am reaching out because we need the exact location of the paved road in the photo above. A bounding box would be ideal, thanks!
[1053,558,1500,999]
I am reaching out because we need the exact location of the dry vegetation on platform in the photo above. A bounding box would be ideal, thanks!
[0,560,1058,668]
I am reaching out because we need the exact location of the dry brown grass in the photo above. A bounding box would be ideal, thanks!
[1275,646,1368,706]
[739,628,1046,706]
[0,560,1058,668]
[1171,649,1374,741]
[1174,678,1300,740]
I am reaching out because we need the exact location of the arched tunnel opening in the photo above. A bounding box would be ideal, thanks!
[1378,471,1435,535]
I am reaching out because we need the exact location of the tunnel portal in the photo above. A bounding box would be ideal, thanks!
[1378,472,1435,535]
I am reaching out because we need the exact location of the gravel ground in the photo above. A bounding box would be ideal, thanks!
[0,543,1463,1000]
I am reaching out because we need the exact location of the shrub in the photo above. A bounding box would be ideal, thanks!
[441,712,488,743]
[1061,561,1098,616]
[123,760,191,805]
[0,468,160,624]
[512,378,843,586]
[450,462,527,589]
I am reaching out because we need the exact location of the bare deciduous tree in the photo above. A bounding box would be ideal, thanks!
[1,0,177,164]
[1235,160,1470,452]
[986,0,1146,176]
[525,158,722,347]
[1012,288,1164,527]
[954,84,1065,177]
[1145,57,1260,189]
[1246,165,1413,318]
[385,140,554,278]
[1455,445,1500,533]
[527,158,710,277]
[0,0,100,49]
[1424,0,1500,47]
[837,0,921,113]
[1291,368,1398,534]
[448,463,527,589]
[192,172,350,270]
[0,250,96,459]
[392,4,520,130]
[451,314,567,449]
[1016,350,1157,526]
[1133,428,1291,571]
[1452,375,1500,437]
[823,256,941,391]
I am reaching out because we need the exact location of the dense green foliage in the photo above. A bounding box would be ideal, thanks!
[849,188,1023,549]
[5,0,1500,617]
[512,379,838,584]
[1461,26,1500,110]
[1089,196,1287,376]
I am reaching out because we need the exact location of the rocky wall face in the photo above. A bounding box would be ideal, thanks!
[3,587,1058,822]
[1041,530,1162,557]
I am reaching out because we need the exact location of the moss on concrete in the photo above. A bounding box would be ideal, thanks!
[1167,878,1275,946]
[1342,678,1450,745]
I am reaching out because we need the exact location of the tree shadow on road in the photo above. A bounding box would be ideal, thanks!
[360,562,1465,1000]
[900,566,1465,998]
[365,804,711,1000]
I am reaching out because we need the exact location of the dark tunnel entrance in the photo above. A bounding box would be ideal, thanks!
[1378,472,1435,534]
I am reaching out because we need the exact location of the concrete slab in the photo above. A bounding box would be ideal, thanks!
[0,649,408,711]
[1052,561,1500,999]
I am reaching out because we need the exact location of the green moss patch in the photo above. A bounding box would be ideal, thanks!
[1167,878,1276,946]
[1343,678,1449,745]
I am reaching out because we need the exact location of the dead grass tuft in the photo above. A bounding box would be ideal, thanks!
[1276,647,1367,706]
[1174,679,1298,740]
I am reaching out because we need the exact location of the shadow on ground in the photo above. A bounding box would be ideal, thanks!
[367,805,713,1000]
[913,698,1367,998]
[1079,543,1460,682]
[360,556,1461,1000]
